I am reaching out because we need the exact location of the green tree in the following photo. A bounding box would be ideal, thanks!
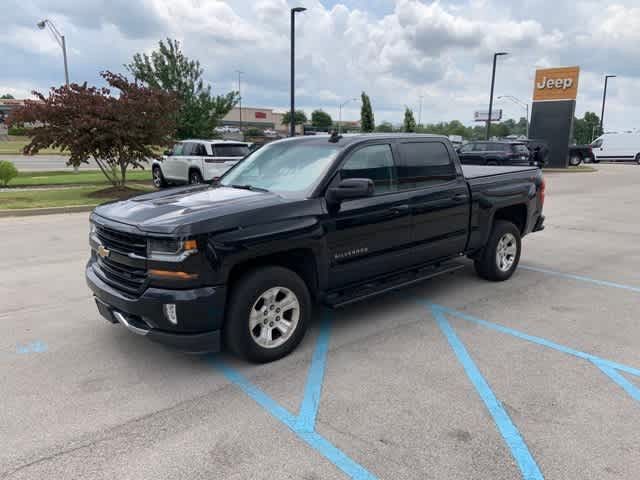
[281,110,308,126]
[1,94,15,99]
[126,38,238,140]
[573,111,600,144]
[360,92,375,132]
[0,160,18,186]
[375,121,394,132]
[403,107,416,132]
[9,72,178,187]
[311,109,333,130]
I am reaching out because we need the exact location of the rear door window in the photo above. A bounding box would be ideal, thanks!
[214,144,250,157]
[397,141,457,189]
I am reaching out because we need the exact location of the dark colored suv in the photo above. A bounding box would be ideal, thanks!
[457,141,533,166]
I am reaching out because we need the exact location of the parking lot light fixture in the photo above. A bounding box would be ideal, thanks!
[37,19,69,86]
[486,51,508,139]
[338,98,357,134]
[290,7,307,137]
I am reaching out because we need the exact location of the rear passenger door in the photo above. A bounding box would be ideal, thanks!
[324,142,412,288]
[396,140,470,263]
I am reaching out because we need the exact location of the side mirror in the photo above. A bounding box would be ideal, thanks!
[327,178,374,204]
[163,149,173,156]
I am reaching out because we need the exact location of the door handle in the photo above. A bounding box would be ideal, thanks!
[451,193,466,202]
[389,206,408,215]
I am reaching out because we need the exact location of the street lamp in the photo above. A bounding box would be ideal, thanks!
[235,70,244,131]
[37,19,69,86]
[418,95,424,128]
[486,51,508,139]
[290,7,307,137]
[599,74,616,136]
[497,95,529,137]
[338,98,357,134]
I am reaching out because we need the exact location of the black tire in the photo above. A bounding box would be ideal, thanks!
[189,169,204,185]
[224,266,312,363]
[486,160,499,166]
[474,220,522,281]
[592,157,600,163]
[152,165,167,188]
[569,153,582,166]
[635,153,640,165]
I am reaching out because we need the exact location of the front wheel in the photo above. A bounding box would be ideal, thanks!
[224,266,312,363]
[152,166,167,188]
[635,153,640,165]
[474,220,522,281]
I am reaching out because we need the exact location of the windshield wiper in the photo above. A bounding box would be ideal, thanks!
[229,184,270,193]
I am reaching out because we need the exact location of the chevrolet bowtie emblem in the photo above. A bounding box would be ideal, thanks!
[97,245,110,259]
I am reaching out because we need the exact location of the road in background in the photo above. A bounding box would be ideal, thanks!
[1,155,98,171]
[1,164,639,479]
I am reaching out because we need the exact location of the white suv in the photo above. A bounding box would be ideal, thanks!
[152,139,250,188]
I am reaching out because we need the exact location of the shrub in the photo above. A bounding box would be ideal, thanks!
[0,160,19,186]
[8,125,29,136]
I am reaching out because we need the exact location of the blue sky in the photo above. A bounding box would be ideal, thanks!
[2,0,639,130]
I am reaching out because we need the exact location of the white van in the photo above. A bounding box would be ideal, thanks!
[591,133,640,164]
[152,139,250,188]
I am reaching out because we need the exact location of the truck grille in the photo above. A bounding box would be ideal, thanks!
[94,225,148,295]
[95,225,147,258]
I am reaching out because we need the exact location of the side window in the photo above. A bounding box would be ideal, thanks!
[172,143,184,156]
[182,143,195,156]
[459,143,473,153]
[472,143,487,152]
[397,141,456,189]
[195,144,207,156]
[591,138,603,148]
[340,144,396,195]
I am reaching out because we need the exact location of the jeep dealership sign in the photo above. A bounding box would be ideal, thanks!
[532,66,580,101]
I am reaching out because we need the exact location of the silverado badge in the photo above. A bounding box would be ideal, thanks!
[97,245,111,259]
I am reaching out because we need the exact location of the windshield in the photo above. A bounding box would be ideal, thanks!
[220,140,341,197]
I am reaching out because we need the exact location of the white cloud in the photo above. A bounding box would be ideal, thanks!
[2,0,639,130]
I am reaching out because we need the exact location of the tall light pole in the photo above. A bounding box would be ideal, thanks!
[486,51,508,139]
[37,19,69,86]
[418,95,424,128]
[497,95,529,137]
[338,98,357,134]
[599,74,616,136]
[290,7,307,137]
[235,70,244,131]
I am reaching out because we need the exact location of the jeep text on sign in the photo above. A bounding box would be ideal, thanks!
[532,66,580,101]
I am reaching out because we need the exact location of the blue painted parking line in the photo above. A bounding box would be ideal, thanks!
[16,341,48,354]
[592,360,640,402]
[520,265,640,293]
[211,311,378,480]
[431,306,544,480]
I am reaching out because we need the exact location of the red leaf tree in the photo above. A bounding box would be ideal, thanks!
[8,71,179,187]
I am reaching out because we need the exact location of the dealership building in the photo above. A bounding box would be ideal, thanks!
[220,107,301,135]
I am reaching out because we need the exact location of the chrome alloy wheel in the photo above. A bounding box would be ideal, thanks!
[496,232,517,272]
[249,286,300,349]
[152,168,163,187]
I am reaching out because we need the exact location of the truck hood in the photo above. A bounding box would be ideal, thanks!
[92,185,291,235]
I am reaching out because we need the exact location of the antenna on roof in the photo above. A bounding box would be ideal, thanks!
[329,130,342,143]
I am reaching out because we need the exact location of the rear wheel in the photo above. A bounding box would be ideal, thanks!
[474,220,521,281]
[486,160,498,166]
[569,153,582,166]
[224,266,311,363]
[152,165,167,188]
[189,169,204,185]
[635,153,640,164]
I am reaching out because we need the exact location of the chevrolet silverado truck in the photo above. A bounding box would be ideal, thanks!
[86,134,545,363]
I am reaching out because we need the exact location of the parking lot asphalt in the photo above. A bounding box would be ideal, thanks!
[1,164,639,480]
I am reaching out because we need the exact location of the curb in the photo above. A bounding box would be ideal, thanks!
[0,204,95,218]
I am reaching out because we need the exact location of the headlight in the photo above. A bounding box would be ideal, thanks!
[89,222,97,236]
[147,238,198,261]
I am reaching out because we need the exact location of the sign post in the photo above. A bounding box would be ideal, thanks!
[529,66,580,168]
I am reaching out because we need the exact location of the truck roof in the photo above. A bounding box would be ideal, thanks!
[276,133,449,149]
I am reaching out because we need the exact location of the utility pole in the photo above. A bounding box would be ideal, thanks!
[486,52,508,139]
[235,70,244,132]
[290,7,307,137]
[599,74,616,136]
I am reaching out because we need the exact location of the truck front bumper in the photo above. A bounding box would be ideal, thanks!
[86,263,225,353]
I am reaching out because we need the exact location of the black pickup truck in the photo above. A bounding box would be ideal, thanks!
[86,134,545,362]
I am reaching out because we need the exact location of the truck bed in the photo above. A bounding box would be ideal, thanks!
[461,164,539,179]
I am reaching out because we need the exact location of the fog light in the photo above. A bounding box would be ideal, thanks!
[163,304,178,325]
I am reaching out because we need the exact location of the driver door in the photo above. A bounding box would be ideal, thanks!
[322,142,412,289]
